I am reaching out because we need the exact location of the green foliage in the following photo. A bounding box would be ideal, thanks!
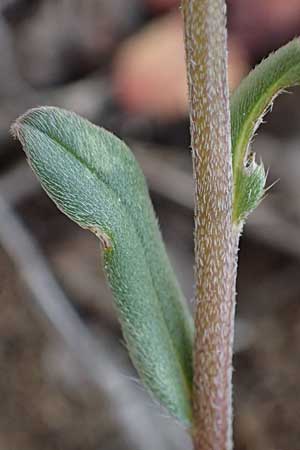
[231,38,300,224]
[11,37,300,428]
[11,107,193,425]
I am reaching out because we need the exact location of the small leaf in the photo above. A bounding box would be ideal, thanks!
[12,107,193,425]
[233,154,266,223]
[231,38,300,224]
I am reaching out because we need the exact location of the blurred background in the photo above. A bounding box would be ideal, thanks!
[0,0,300,449]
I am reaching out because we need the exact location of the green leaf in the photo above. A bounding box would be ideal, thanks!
[12,107,194,425]
[231,38,300,224]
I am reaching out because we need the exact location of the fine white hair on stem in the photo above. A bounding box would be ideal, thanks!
[182,1,239,449]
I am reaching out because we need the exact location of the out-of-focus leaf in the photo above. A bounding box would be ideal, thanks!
[231,38,300,223]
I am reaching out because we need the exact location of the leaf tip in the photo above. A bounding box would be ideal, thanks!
[10,117,22,142]
[10,107,43,147]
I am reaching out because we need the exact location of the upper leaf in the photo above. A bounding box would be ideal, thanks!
[12,107,194,425]
[231,38,300,224]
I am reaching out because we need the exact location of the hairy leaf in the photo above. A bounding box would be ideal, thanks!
[231,38,300,223]
[12,107,193,425]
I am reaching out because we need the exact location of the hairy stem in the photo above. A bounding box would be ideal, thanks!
[182,1,239,449]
